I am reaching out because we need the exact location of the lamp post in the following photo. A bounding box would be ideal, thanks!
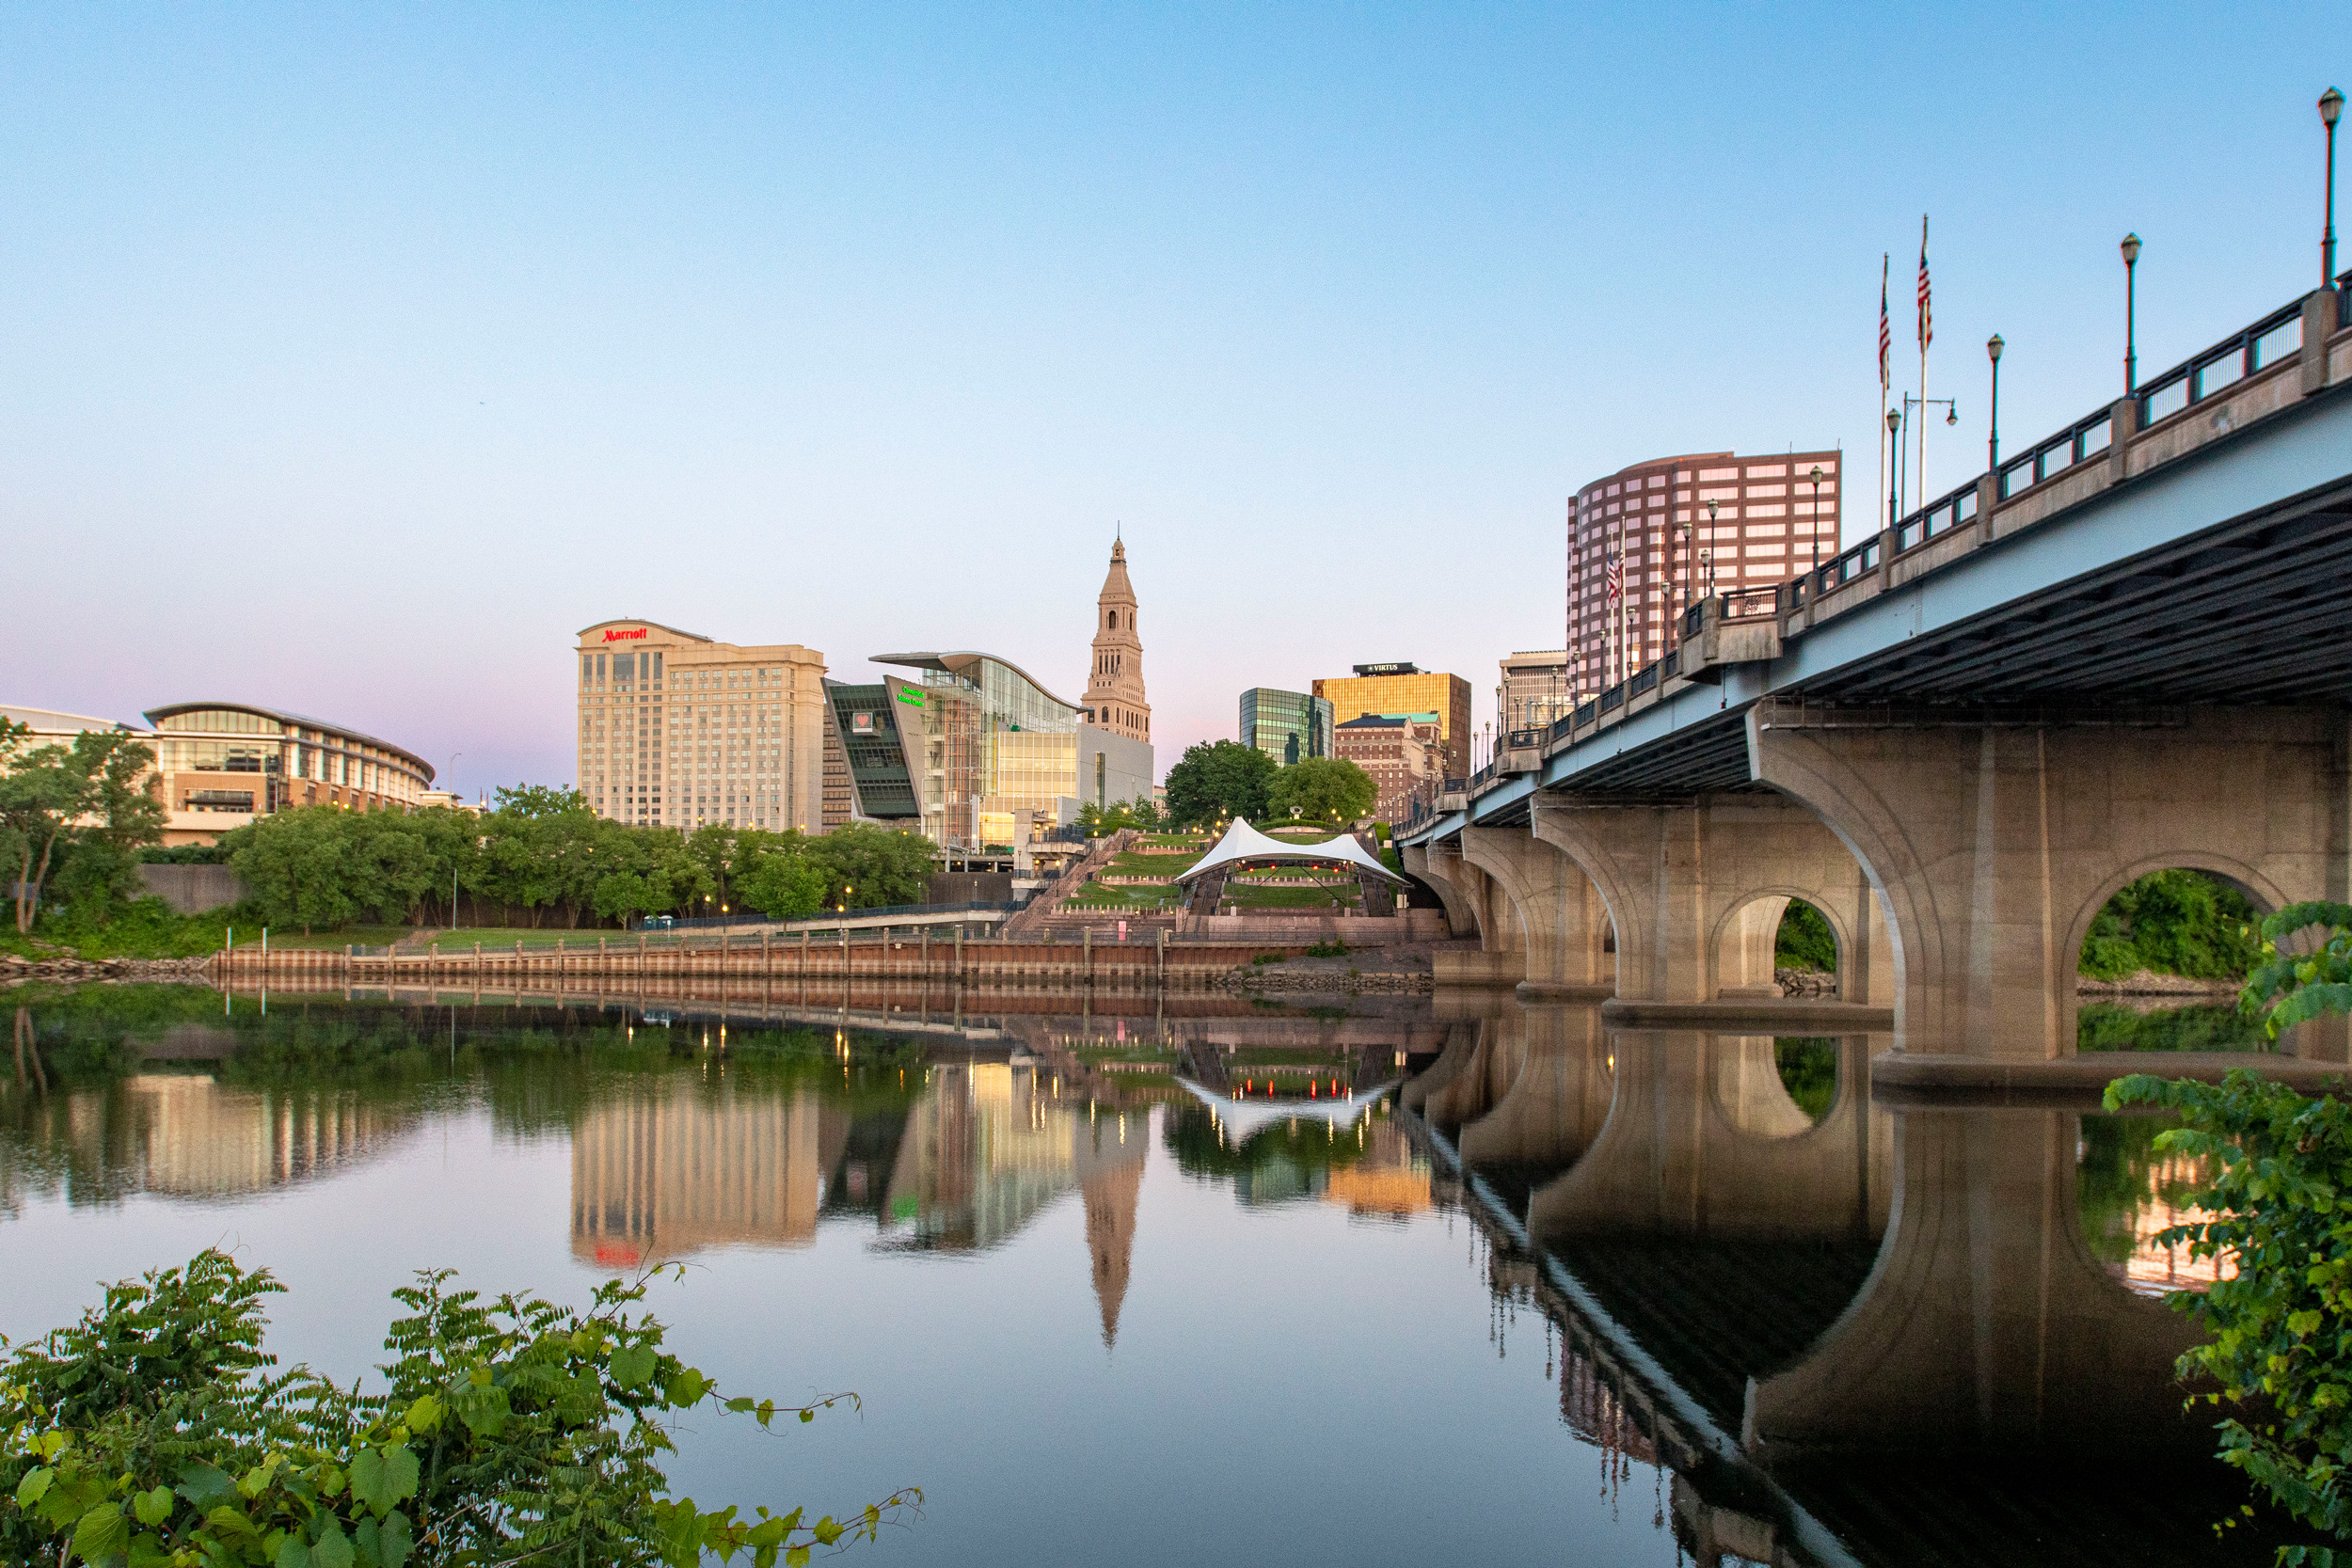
[2325,87,2344,288]
[1884,407,1902,530]
[1806,466,1825,570]
[2121,232,2142,392]
[1986,334,2004,477]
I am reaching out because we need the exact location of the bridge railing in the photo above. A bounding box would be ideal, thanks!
[1406,272,2350,843]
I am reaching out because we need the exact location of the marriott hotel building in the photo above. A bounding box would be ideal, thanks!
[576,621,828,832]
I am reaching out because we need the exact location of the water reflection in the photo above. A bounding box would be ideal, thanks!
[0,984,2294,1565]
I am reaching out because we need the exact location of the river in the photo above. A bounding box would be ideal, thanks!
[0,982,2287,1564]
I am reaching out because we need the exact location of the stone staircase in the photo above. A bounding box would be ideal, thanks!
[999,828,1140,939]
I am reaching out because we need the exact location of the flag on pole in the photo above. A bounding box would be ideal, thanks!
[1916,217,1932,351]
[1878,253,1891,392]
[1606,545,1622,601]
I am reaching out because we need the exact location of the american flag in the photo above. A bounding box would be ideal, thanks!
[1878,253,1890,392]
[1916,216,1931,350]
[1606,545,1622,600]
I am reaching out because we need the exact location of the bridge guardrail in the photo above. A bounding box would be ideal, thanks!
[1406,274,2349,845]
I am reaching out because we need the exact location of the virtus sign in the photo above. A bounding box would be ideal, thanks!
[602,627,648,642]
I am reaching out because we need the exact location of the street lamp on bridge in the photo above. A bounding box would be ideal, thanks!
[1885,407,1902,530]
[1806,466,1825,570]
[2121,232,2142,392]
[1986,334,2004,477]
[2324,87,2344,288]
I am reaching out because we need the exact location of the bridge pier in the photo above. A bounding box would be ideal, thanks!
[1400,843,1478,941]
[1529,798,1891,1009]
[1460,826,1613,997]
[1742,1105,2201,1456]
[1422,841,1528,986]
[1749,701,2347,1058]
[1454,1003,1616,1173]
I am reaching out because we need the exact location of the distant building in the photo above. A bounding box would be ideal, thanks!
[1570,449,1841,691]
[1083,539,1151,745]
[417,790,483,815]
[1498,650,1573,733]
[1311,664,1472,777]
[1238,688,1333,766]
[144,703,435,847]
[4,705,140,750]
[1333,712,1441,824]
[833,652,1152,851]
[574,620,829,833]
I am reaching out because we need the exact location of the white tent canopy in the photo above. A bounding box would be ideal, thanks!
[1175,1078,1399,1141]
[1172,817,1406,886]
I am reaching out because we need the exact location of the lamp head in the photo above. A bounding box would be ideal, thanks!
[2324,87,2344,128]
[1885,407,1902,434]
[1987,333,2004,362]
[1809,464,1823,483]
[2121,232,2142,265]
[1946,405,1959,426]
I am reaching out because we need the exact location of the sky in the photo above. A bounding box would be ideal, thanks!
[6,4,2342,798]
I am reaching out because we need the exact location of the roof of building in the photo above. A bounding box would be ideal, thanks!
[869,652,1085,713]
[3,705,139,735]
[1174,818,1404,886]
[141,703,434,782]
[575,618,715,642]
[1337,711,1438,728]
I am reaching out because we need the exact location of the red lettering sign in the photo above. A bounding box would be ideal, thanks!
[602,627,648,642]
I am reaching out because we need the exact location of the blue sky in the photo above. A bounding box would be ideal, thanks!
[7,5,2340,797]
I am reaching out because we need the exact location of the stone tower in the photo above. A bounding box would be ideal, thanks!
[1085,537,1151,743]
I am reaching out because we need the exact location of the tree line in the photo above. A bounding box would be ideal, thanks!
[218,787,939,932]
[1160,741,1377,829]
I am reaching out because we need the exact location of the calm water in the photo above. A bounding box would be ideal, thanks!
[0,983,2283,1565]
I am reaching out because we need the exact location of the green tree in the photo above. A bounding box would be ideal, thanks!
[805,824,935,909]
[2080,868,2261,980]
[1162,741,1277,829]
[1,723,168,934]
[1264,757,1376,827]
[0,1250,914,1567]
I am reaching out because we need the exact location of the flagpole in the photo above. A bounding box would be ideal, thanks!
[1916,214,1930,514]
[1877,252,1889,538]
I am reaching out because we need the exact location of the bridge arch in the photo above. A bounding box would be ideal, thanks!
[2059,853,2286,1053]
[1459,825,1614,996]
[1708,1033,1856,1140]
[1708,888,1862,1002]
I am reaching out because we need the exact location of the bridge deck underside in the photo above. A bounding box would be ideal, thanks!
[1792,477,2352,705]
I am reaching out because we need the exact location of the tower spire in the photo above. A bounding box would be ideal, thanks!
[1085,534,1149,746]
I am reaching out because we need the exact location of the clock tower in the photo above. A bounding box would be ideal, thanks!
[1084,538,1151,743]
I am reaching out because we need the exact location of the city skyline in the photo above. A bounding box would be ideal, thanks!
[6,7,2339,799]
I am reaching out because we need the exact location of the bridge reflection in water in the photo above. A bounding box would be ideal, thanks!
[4,983,2281,1561]
[1408,994,2280,1565]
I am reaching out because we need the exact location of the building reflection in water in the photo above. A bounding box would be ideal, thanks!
[1,1069,417,1212]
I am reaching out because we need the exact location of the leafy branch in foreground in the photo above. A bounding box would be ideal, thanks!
[2106,1070,2352,1564]
[0,1250,914,1566]
[2241,902,2352,1041]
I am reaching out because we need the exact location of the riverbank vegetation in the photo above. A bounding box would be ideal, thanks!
[0,1250,913,1567]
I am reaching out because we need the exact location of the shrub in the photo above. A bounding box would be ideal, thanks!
[0,1250,913,1567]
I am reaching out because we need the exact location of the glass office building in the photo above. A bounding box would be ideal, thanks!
[1238,688,1333,766]
[830,653,1153,850]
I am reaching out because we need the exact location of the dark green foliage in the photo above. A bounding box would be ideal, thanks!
[1161,741,1277,828]
[2078,1003,2272,1053]
[2104,1071,2352,1562]
[0,1251,914,1567]
[1264,757,1377,828]
[2,723,167,935]
[137,845,230,865]
[214,797,941,934]
[1076,798,1160,836]
[2243,903,2352,1042]
[1305,940,1349,958]
[1772,1037,1837,1121]
[1773,901,1836,974]
[2080,869,2260,981]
